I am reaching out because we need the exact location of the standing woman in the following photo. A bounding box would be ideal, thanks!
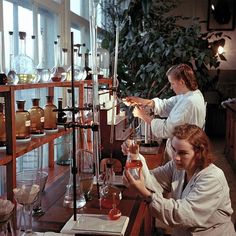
[123,124,236,236]
[123,63,206,161]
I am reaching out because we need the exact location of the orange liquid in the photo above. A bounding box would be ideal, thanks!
[125,160,142,169]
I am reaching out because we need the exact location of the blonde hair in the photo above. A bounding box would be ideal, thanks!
[166,64,198,91]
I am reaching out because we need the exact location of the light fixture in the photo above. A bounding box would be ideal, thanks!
[217,45,224,55]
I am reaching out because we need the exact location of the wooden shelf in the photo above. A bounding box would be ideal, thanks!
[0,153,12,165]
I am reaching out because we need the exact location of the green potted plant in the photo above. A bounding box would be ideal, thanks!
[101,0,230,100]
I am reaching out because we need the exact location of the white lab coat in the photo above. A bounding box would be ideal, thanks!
[151,89,206,159]
[138,154,236,236]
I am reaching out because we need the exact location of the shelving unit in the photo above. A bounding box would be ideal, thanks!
[0,78,112,201]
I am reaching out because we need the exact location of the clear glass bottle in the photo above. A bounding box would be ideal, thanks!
[37,30,50,83]
[28,98,45,135]
[15,100,31,140]
[0,103,6,147]
[100,162,122,209]
[43,96,57,130]
[30,35,40,83]
[7,31,19,85]
[13,31,36,84]
[57,98,67,125]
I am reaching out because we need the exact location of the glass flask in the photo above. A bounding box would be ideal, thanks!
[36,30,50,83]
[7,31,19,85]
[97,44,110,78]
[30,35,40,83]
[108,192,121,220]
[100,162,122,209]
[57,97,67,125]
[56,133,72,165]
[43,96,57,130]
[28,98,45,135]
[50,36,66,82]
[15,100,31,140]
[0,103,6,147]
[62,48,69,81]
[13,31,36,84]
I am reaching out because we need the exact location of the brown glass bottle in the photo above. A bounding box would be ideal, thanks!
[0,103,6,147]
[43,96,57,130]
[29,98,44,134]
[15,100,31,139]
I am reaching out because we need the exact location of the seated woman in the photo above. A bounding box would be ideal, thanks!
[122,124,236,236]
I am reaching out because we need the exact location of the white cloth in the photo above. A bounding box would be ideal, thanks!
[151,89,206,159]
[138,154,236,236]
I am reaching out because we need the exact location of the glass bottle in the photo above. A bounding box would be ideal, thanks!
[13,31,36,84]
[100,162,122,209]
[7,31,19,85]
[15,100,31,140]
[28,98,45,135]
[43,96,57,130]
[57,98,67,125]
[0,31,7,85]
[30,35,40,83]
[37,30,50,83]
[0,103,6,147]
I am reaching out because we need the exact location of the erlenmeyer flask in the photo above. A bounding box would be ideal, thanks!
[7,31,19,85]
[13,31,36,84]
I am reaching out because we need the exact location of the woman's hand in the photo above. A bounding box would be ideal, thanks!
[122,96,154,108]
[133,106,153,124]
[123,169,151,198]
[121,139,139,159]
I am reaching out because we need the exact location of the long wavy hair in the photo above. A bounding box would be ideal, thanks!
[166,64,198,91]
[172,124,214,169]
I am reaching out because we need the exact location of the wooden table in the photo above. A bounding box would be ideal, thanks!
[31,141,165,235]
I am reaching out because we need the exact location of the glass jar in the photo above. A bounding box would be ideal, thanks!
[7,31,19,85]
[43,96,57,130]
[28,98,44,135]
[0,103,6,147]
[57,98,67,125]
[100,162,122,209]
[15,100,31,140]
[13,31,36,84]
[97,44,110,78]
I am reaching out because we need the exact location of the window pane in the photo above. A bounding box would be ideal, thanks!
[3,0,13,72]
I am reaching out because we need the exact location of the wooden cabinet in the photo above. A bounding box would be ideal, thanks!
[225,102,236,166]
[0,79,112,201]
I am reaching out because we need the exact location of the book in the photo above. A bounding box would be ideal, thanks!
[60,214,129,236]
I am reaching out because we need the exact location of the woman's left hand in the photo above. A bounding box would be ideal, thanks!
[133,106,153,124]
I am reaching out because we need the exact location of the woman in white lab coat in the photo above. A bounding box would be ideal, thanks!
[123,124,236,236]
[123,63,206,161]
